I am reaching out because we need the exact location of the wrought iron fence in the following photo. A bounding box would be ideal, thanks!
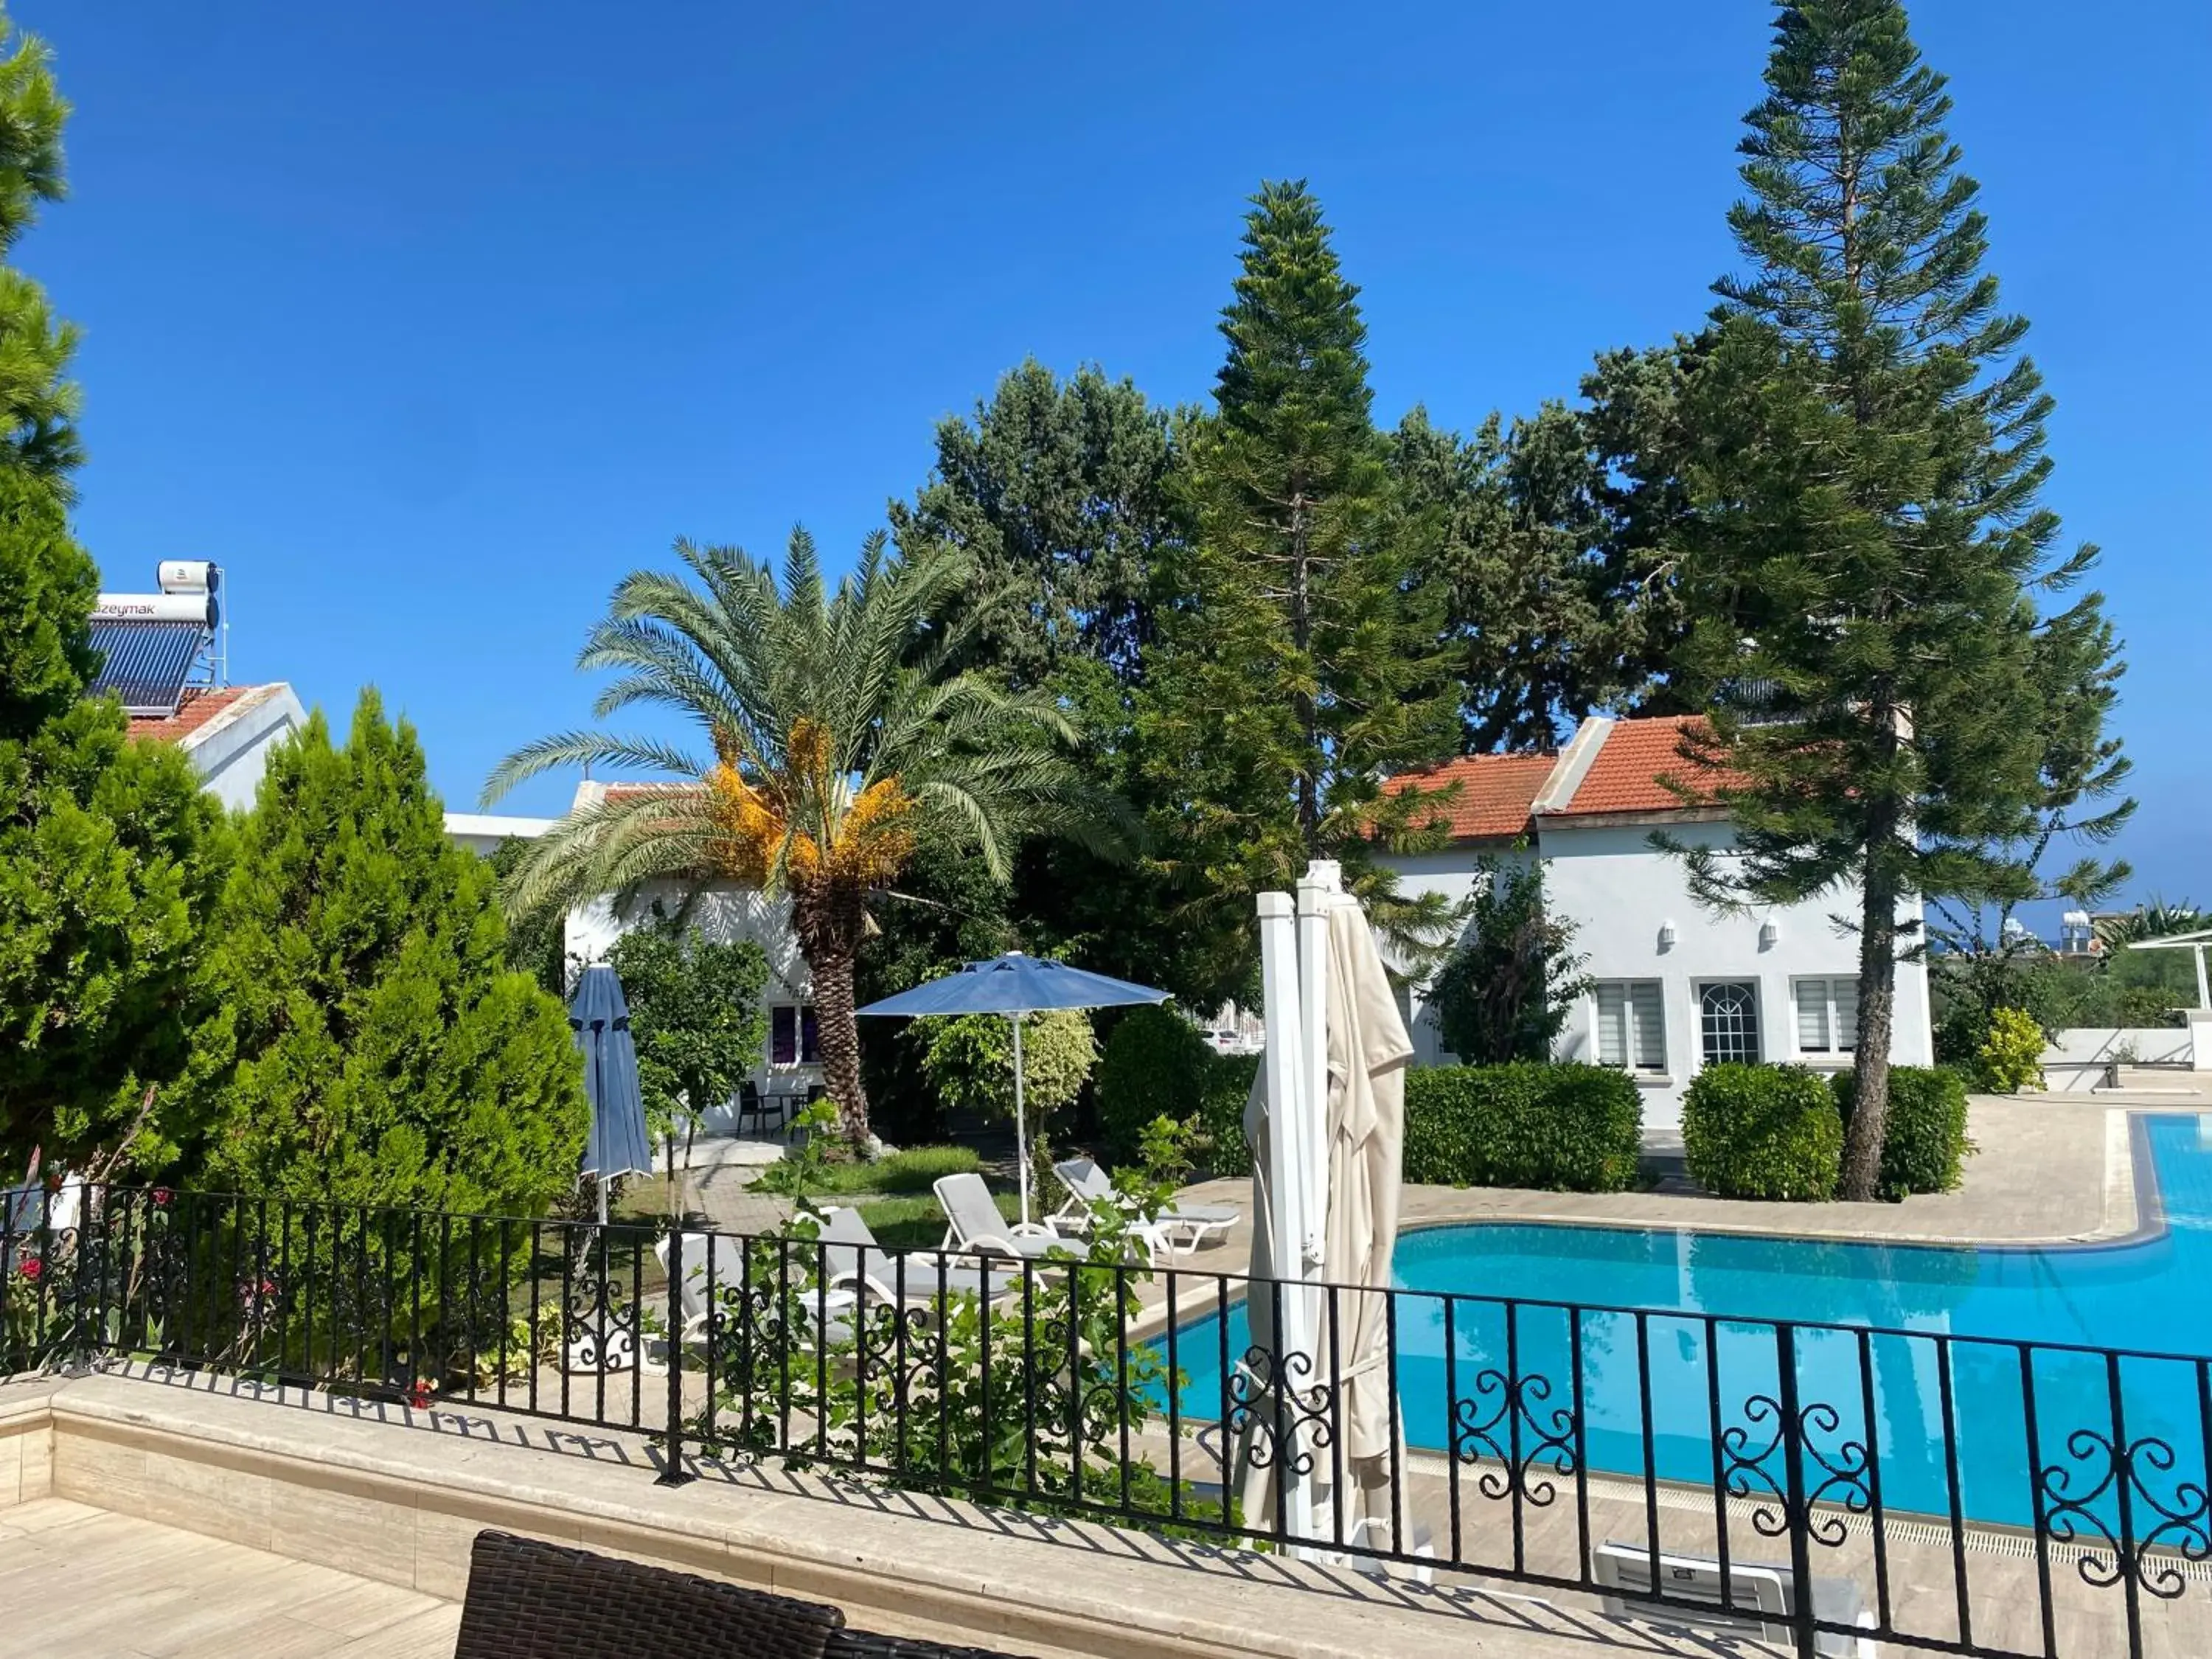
[4,1182,2208,1659]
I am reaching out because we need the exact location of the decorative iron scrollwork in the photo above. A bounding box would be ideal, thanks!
[1720,1395,1790,1537]
[1228,1343,1335,1478]
[1717,1393,1873,1549]
[2039,1427,2212,1600]
[1452,1367,1577,1506]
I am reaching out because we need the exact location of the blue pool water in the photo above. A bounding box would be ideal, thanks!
[1163,1113,2212,1529]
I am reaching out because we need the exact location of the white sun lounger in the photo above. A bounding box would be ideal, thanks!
[1593,1540,1877,1658]
[1049,1156,1239,1257]
[931,1172,1074,1263]
[813,1206,1012,1305]
[651,1211,1008,1360]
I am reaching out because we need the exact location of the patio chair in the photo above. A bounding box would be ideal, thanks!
[1,1175,83,1243]
[454,1528,1033,1659]
[652,1228,750,1351]
[455,1528,843,1659]
[1048,1157,1239,1257]
[1592,1540,1877,1658]
[931,1172,1071,1263]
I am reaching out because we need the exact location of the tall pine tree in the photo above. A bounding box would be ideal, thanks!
[1668,0,2112,1199]
[1141,181,1454,938]
[0,13,228,1175]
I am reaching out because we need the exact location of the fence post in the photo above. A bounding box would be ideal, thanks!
[1774,1323,1817,1659]
[655,1218,695,1488]
[62,1183,99,1377]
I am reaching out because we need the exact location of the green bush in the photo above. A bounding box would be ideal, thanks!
[1401,1062,1642,1193]
[1681,1064,1841,1201]
[1096,1007,1259,1178]
[1195,1051,1259,1177]
[1974,1006,2045,1093]
[919,1008,1096,1123]
[1829,1065,1970,1200]
[1096,1006,1214,1162]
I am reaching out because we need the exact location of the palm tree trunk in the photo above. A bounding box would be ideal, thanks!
[793,880,872,1150]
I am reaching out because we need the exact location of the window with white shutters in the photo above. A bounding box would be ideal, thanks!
[1594,981,1666,1074]
[1792,978,1858,1054]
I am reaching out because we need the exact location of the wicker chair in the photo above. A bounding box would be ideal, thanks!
[454,1530,1032,1659]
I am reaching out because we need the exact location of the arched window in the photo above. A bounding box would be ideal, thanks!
[1699,981,1761,1066]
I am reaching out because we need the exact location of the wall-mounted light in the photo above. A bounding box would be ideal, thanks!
[1759,919,1781,950]
[1658,919,1677,951]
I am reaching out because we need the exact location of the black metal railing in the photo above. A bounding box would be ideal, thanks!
[4,1182,2208,1659]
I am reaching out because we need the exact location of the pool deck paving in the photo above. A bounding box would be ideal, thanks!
[0,1497,459,1658]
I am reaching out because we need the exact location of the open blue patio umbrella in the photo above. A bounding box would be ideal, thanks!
[856,951,1169,1223]
[569,964,654,1225]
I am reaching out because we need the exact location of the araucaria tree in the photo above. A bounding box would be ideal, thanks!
[488,532,1113,1148]
[1141,181,1455,926]
[0,14,228,1176]
[192,693,587,1217]
[1668,0,2118,1200]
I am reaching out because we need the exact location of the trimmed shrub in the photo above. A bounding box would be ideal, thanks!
[1681,1064,1841,1201]
[1829,1065,1970,1200]
[1974,1006,2045,1093]
[1097,1006,1216,1163]
[1195,1051,1259,1178]
[1401,1062,1643,1193]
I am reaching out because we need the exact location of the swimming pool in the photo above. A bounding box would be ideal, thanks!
[1162,1112,2212,1530]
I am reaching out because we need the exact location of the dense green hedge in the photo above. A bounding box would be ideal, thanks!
[1681,1064,1841,1201]
[1829,1065,1970,1200]
[1196,1051,1259,1177]
[1096,1006,1257,1176]
[1402,1062,1643,1193]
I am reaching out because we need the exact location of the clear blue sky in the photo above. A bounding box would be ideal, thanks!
[19,3,2211,903]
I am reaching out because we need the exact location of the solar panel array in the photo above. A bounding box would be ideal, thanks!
[87,620,209,716]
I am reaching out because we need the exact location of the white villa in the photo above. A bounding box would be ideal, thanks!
[452,714,1934,1136]
[1379,713,1934,1131]
[458,782,828,1123]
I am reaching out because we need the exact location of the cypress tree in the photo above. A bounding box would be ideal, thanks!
[0,14,227,1175]
[1668,0,2111,1200]
[197,692,586,1216]
[1141,180,1454,917]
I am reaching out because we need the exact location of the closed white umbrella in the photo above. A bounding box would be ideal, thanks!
[1236,865,1411,1554]
[1315,888,1411,1544]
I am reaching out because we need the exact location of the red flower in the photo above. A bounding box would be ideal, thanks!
[150,1188,173,1207]
[406,1380,434,1411]
[16,1259,41,1281]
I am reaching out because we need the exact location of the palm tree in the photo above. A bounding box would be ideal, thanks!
[484,529,1114,1148]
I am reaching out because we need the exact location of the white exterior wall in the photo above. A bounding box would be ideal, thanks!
[1382,846,1535,1068]
[182,684,306,810]
[1383,818,1935,1134]
[565,879,821,1130]
[444,811,555,856]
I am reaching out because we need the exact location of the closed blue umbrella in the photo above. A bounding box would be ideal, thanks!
[857,951,1169,1223]
[569,964,654,1225]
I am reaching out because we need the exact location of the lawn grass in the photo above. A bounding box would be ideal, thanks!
[857,1188,1020,1251]
[747,1143,984,1197]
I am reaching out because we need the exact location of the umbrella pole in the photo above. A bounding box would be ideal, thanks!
[1011,1013,1030,1227]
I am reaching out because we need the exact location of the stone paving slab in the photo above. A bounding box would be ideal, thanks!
[0,1498,459,1658]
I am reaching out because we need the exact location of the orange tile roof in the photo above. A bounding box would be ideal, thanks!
[1551,714,1737,817]
[1382,752,1554,841]
[128,684,265,745]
